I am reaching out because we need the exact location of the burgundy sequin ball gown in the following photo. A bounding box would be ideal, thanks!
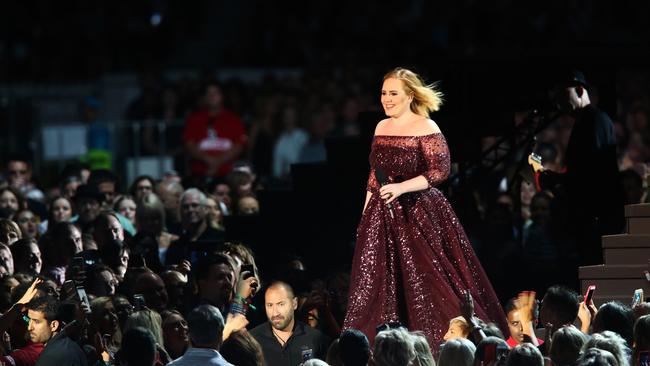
[343,132,506,351]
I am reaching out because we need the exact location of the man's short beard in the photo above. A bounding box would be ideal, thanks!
[272,313,294,332]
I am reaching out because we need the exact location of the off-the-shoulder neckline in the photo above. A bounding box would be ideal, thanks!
[374,132,442,138]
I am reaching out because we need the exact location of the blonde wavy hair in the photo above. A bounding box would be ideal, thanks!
[383,67,443,117]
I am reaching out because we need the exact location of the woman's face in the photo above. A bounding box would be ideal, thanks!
[99,301,119,335]
[163,313,189,348]
[0,191,19,215]
[113,297,133,329]
[205,198,222,222]
[117,199,137,225]
[16,211,38,239]
[52,198,73,223]
[381,78,413,118]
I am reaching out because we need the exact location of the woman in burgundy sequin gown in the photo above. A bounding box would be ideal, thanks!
[343,68,505,351]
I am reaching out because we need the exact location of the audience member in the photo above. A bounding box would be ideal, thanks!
[250,281,330,364]
[438,337,475,366]
[27,296,87,366]
[168,304,233,366]
[219,329,265,366]
[411,331,436,366]
[10,238,42,274]
[576,348,619,366]
[505,343,544,366]
[119,327,157,366]
[583,331,630,366]
[549,325,588,366]
[0,218,22,245]
[166,188,224,265]
[339,328,370,366]
[372,327,416,366]
[591,301,635,346]
[443,316,470,341]
[161,310,190,360]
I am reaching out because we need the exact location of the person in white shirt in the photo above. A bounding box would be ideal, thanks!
[167,305,233,366]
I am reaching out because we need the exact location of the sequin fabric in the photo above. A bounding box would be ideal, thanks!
[343,133,506,352]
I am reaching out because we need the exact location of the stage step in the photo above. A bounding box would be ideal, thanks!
[626,204,650,235]
[579,264,649,306]
[602,234,650,265]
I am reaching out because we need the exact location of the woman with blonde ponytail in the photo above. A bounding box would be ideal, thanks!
[343,67,505,353]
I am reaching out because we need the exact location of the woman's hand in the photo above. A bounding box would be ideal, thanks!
[379,183,404,204]
[16,278,42,306]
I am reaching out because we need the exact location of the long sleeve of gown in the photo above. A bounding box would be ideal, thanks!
[419,134,451,188]
[366,166,379,192]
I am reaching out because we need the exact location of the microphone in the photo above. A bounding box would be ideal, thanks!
[374,168,394,219]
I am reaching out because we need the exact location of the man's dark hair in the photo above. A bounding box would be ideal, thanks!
[6,152,32,166]
[505,298,518,315]
[542,285,579,325]
[339,328,370,366]
[129,175,156,197]
[120,327,156,366]
[484,322,506,340]
[592,301,635,345]
[59,162,89,182]
[26,295,60,322]
[506,343,544,366]
[88,169,118,188]
[194,252,235,281]
[505,297,539,321]
[201,79,222,96]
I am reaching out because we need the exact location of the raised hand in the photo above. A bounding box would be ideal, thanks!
[16,278,42,305]
[460,290,475,323]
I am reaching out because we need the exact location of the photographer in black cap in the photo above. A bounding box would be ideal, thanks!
[537,70,624,266]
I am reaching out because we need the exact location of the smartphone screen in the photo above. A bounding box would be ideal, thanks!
[584,285,596,303]
[639,350,649,366]
[76,287,92,315]
[633,289,644,306]
[133,294,145,311]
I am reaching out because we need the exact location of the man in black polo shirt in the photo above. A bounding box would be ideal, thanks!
[250,282,329,366]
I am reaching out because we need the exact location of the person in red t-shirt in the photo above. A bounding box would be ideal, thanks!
[183,81,247,179]
[505,292,543,348]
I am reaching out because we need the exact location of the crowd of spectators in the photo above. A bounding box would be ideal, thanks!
[0,153,648,366]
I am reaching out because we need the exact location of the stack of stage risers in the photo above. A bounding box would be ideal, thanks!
[579,204,650,305]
